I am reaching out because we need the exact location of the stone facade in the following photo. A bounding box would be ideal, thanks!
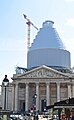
[1,65,74,112]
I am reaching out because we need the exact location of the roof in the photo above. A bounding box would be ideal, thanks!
[46,97,74,109]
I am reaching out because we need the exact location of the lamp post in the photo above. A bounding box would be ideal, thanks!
[2,75,9,110]
[32,94,37,120]
[33,93,37,111]
[32,93,37,113]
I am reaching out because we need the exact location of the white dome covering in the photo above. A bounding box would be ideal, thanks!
[30,20,65,50]
[27,20,71,70]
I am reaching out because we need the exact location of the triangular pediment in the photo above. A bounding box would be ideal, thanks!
[18,65,68,78]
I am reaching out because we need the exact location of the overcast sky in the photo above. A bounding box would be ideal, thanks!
[0,0,74,83]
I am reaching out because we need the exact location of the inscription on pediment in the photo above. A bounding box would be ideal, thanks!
[25,69,63,78]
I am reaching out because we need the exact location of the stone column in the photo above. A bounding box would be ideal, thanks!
[2,86,5,110]
[6,86,9,110]
[15,83,18,111]
[25,83,29,111]
[46,82,50,106]
[72,82,74,97]
[68,83,71,98]
[57,82,60,102]
[36,83,39,111]
[12,85,15,111]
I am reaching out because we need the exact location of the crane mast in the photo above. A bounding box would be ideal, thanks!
[23,14,38,51]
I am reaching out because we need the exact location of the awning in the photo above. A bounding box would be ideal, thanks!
[46,97,74,110]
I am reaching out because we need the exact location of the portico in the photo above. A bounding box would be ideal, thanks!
[11,65,74,112]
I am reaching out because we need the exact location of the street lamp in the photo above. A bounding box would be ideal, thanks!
[34,93,37,99]
[32,94,38,120]
[43,99,46,112]
[32,94,37,111]
[2,75,9,110]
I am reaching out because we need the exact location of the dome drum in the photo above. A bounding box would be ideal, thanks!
[27,48,71,69]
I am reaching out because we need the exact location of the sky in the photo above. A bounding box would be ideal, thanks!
[0,0,74,83]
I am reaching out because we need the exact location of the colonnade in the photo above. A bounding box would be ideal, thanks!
[12,81,74,112]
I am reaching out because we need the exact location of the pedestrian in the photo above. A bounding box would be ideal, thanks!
[71,116,74,120]
[61,113,66,120]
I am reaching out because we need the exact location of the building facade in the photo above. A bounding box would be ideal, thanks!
[2,66,74,112]
[1,20,74,112]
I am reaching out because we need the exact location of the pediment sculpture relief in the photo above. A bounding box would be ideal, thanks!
[25,68,64,78]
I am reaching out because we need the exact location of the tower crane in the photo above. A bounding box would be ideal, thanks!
[23,14,38,51]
